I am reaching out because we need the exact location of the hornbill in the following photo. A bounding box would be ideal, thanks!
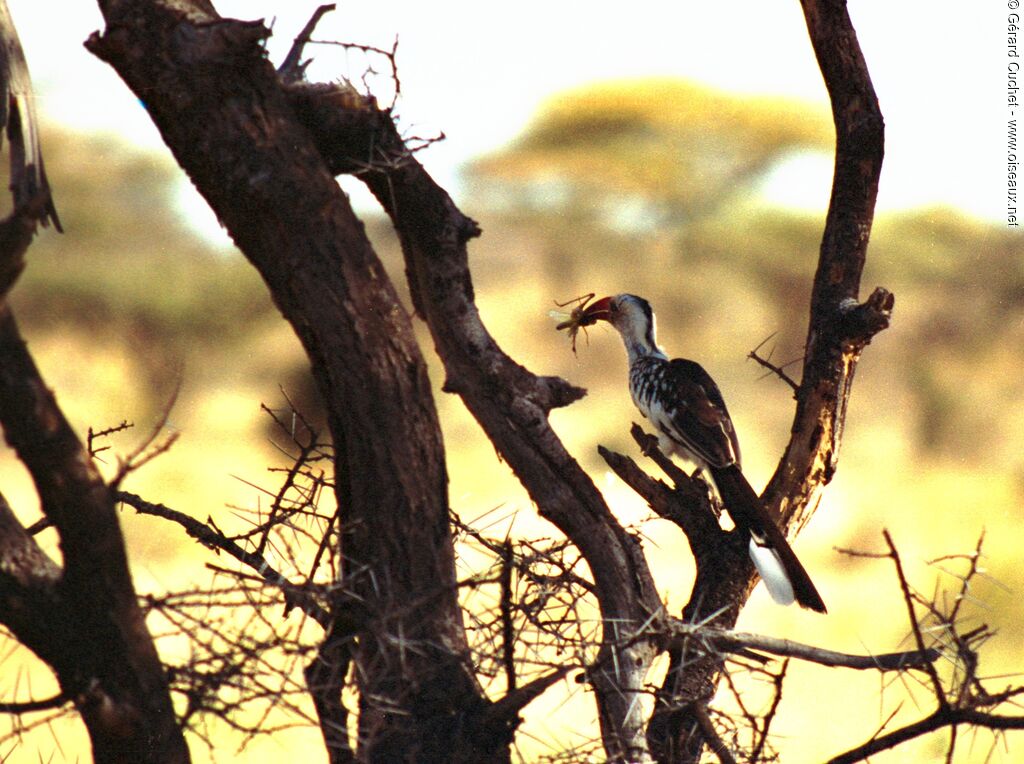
[565,293,826,613]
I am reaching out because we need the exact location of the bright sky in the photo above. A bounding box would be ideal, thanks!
[6,0,1014,227]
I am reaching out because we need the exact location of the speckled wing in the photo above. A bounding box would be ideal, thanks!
[662,358,741,469]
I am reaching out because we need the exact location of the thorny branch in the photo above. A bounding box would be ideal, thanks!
[666,621,939,672]
[90,403,339,751]
[112,381,181,484]
[827,532,1024,763]
[750,660,788,763]
[117,490,331,628]
[747,333,800,394]
[885,530,947,705]
[86,419,132,460]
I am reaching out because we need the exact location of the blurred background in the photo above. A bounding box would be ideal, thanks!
[0,1,1021,762]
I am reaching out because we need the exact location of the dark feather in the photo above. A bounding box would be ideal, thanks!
[656,358,740,469]
[711,465,827,613]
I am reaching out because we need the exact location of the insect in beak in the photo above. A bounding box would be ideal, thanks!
[551,293,612,354]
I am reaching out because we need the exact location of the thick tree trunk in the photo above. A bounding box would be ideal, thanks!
[88,2,492,759]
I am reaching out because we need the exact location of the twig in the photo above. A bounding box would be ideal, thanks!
[833,545,891,559]
[883,530,947,705]
[307,37,402,104]
[751,659,788,762]
[277,4,336,82]
[254,397,323,556]
[747,333,799,394]
[113,381,181,485]
[485,665,573,728]
[116,491,329,627]
[24,517,51,535]
[86,419,133,459]
[0,692,68,714]
[691,702,737,764]
[500,539,517,692]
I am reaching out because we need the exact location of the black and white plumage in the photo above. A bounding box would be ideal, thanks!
[579,293,826,613]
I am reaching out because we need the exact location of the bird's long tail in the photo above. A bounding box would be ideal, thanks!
[710,465,827,613]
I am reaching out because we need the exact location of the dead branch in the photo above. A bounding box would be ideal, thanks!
[827,533,1024,762]
[763,0,891,527]
[117,491,331,628]
[277,3,336,82]
[666,621,939,672]
[747,334,799,394]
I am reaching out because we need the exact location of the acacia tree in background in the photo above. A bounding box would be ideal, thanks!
[1,1,1024,763]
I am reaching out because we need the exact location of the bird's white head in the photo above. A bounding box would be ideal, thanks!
[579,293,666,363]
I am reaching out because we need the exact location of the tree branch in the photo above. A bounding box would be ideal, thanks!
[747,334,800,394]
[692,703,737,764]
[751,660,788,762]
[116,491,330,628]
[0,691,69,714]
[305,620,355,764]
[0,490,62,650]
[277,3,336,82]
[601,427,753,763]
[883,530,948,705]
[764,0,890,531]
[666,621,939,672]
[828,707,1024,764]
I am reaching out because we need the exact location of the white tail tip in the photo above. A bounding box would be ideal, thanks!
[749,537,796,606]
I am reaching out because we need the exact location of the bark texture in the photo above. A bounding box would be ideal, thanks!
[88,2,489,760]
